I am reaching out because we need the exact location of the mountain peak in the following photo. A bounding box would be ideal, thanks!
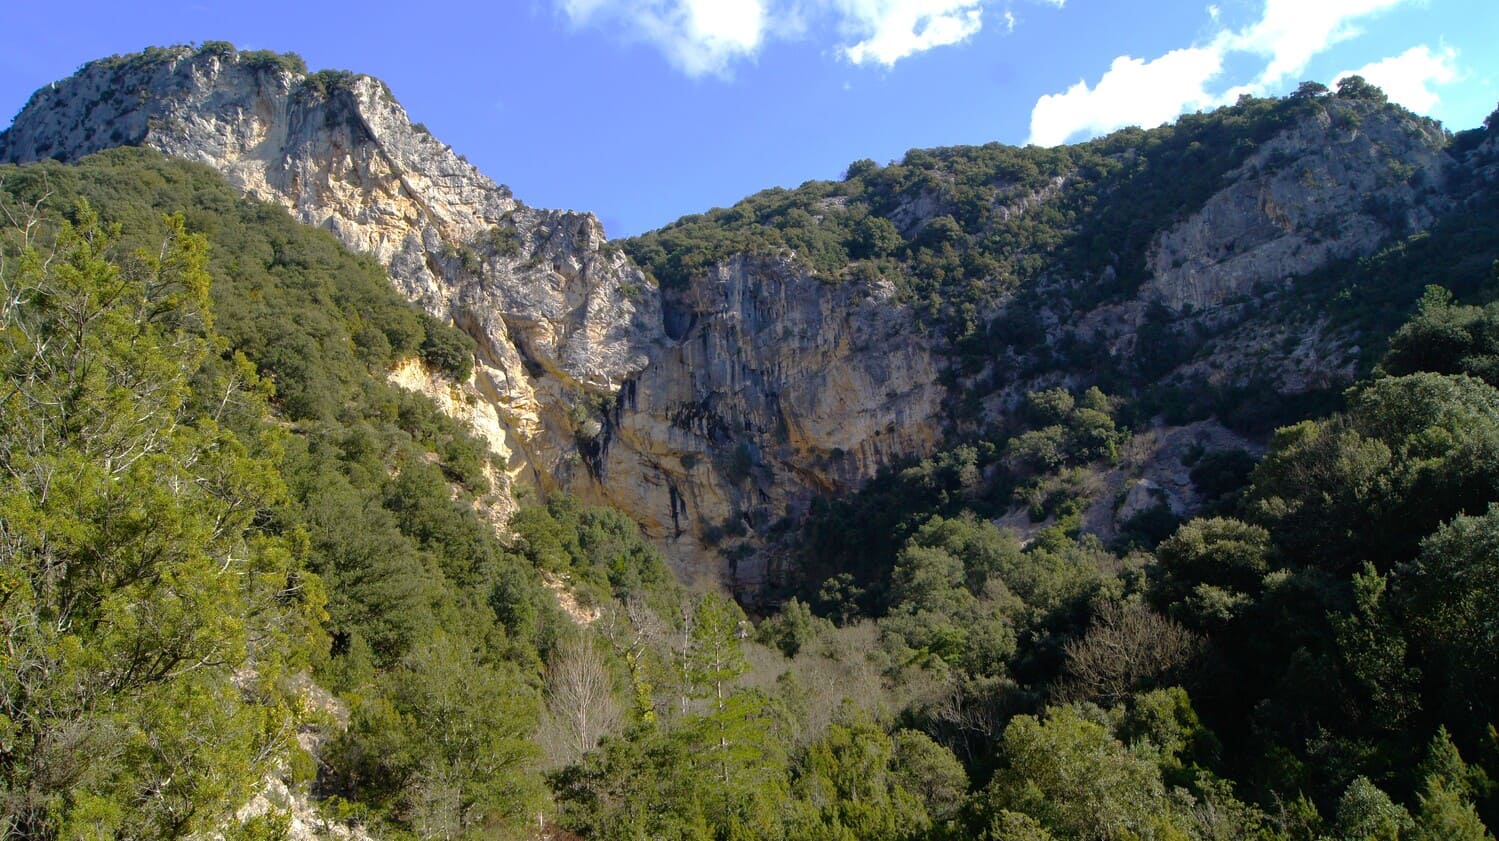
[0,43,664,537]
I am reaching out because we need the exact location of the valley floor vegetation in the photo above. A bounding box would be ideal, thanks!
[2,108,1498,841]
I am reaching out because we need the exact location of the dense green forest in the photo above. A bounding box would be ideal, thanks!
[0,150,678,839]
[2,89,1498,841]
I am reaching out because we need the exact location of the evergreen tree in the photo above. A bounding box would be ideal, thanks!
[0,205,324,839]
[1333,777,1412,841]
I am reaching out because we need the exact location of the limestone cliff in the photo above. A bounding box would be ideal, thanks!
[0,47,667,528]
[996,96,1456,413]
[2,46,1480,588]
[0,45,946,583]
[594,255,944,585]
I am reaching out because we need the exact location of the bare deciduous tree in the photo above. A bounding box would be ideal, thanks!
[1057,600,1202,706]
[540,635,620,768]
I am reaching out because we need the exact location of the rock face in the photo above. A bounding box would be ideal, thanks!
[1145,99,1452,312]
[0,48,661,528]
[0,45,946,584]
[594,256,944,585]
[1047,99,1455,405]
[0,46,1470,587]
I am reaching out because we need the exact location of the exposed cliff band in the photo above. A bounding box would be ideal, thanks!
[1,44,1471,590]
[0,45,953,587]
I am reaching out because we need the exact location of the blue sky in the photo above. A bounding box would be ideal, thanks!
[1,0,1495,237]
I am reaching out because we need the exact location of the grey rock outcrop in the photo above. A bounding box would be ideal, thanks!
[1048,98,1456,404]
[1145,99,1452,312]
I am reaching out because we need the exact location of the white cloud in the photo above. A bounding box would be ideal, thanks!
[1335,44,1459,114]
[836,0,987,66]
[1026,0,1418,145]
[558,0,768,77]
[1028,46,1225,146]
[557,0,1069,77]
[1227,0,1406,88]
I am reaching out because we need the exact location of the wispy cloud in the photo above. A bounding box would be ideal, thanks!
[557,0,770,77]
[1027,0,1429,146]
[555,0,1058,77]
[1028,46,1224,146]
[835,1,986,66]
[1336,44,1460,113]
[1227,0,1407,88]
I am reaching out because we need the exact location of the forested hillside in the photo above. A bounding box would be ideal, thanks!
[0,150,684,838]
[2,60,1498,841]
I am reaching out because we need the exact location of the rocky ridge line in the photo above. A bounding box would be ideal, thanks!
[0,45,950,585]
[0,45,1474,588]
